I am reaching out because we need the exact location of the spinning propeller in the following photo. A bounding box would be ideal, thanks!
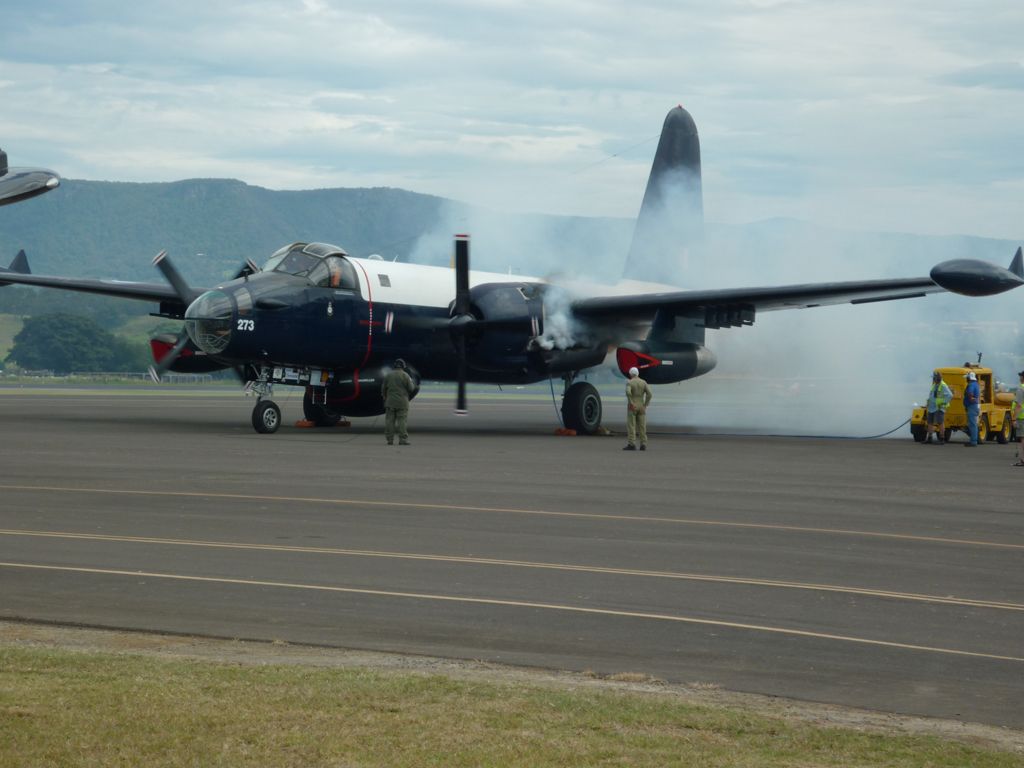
[147,251,198,382]
[450,234,472,414]
[445,234,543,414]
[147,252,260,382]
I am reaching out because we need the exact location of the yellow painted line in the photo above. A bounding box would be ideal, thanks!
[2,528,1020,613]
[2,561,1021,663]
[1,483,1020,552]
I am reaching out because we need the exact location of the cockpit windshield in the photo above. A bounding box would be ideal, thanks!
[262,242,357,289]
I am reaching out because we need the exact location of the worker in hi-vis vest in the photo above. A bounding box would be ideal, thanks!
[923,370,953,445]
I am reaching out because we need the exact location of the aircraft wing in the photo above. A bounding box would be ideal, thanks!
[0,250,197,305]
[572,249,1024,326]
[0,270,182,303]
[571,276,940,323]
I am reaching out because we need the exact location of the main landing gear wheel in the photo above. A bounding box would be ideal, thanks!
[252,400,282,434]
[303,388,342,427]
[562,381,602,435]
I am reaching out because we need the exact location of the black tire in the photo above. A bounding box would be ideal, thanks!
[561,381,602,435]
[997,416,1011,444]
[943,427,953,443]
[910,424,926,442]
[303,387,342,427]
[252,400,282,434]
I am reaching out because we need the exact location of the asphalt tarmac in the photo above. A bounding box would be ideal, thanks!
[0,385,1021,729]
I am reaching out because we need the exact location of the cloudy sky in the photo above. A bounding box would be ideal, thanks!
[3,1,1023,239]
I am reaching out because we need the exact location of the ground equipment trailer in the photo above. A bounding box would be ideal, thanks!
[910,364,1015,443]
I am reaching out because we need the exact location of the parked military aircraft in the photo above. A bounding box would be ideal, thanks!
[2,107,1022,434]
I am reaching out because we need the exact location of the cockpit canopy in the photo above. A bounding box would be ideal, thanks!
[262,242,358,290]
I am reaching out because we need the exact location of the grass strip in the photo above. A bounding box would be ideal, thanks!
[1,645,1021,767]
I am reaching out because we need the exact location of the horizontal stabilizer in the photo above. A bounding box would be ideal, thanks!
[9,249,30,274]
[0,249,32,286]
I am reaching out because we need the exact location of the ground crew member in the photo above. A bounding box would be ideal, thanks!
[382,358,415,446]
[1013,370,1024,466]
[624,366,653,451]
[923,370,952,445]
[963,370,981,447]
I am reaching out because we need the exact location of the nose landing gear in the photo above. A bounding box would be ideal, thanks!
[252,399,282,433]
[246,370,281,434]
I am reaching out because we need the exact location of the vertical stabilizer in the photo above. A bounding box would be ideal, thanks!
[622,106,703,285]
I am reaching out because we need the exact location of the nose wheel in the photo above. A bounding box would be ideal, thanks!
[252,400,282,434]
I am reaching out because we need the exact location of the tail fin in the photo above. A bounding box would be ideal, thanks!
[622,105,703,285]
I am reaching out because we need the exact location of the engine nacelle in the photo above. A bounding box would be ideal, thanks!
[615,341,716,384]
[319,364,421,417]
[462,282,543,371]
[465,282,606,376]
[150,334,231,374]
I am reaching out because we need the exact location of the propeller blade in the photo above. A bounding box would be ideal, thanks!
[454,234,471,317]
[455,334,468,415]
[153,251,198,305]
[452,234,472,414]
[147,328,191,383]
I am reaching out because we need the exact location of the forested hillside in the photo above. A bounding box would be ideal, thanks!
[0,179,633,286]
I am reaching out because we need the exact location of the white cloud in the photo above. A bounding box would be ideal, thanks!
[0,1,1021,238]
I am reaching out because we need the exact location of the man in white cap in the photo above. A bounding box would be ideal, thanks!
[963,370,981,447]
[624,366,653,451]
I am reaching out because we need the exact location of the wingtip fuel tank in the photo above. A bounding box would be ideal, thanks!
[0,148,61,207]
[930,247,1024,297]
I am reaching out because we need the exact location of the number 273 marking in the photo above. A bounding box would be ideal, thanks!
[237,319,255,331]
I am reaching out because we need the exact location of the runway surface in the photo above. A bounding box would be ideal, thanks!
[0,385,1021,728]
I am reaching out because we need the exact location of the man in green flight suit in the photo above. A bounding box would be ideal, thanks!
[382,358,415,446]
[624,366,653,451]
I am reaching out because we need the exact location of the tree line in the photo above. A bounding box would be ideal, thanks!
[4,314,150,373]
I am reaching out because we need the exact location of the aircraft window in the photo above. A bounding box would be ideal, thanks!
[262,253,287,272]
[262,243,356,284]
[271,248,321,278]
[263,242,305,272]
[378,274,391,287]
[302,242,347,259]
[184,290,233,355]
[311,256,357,290]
